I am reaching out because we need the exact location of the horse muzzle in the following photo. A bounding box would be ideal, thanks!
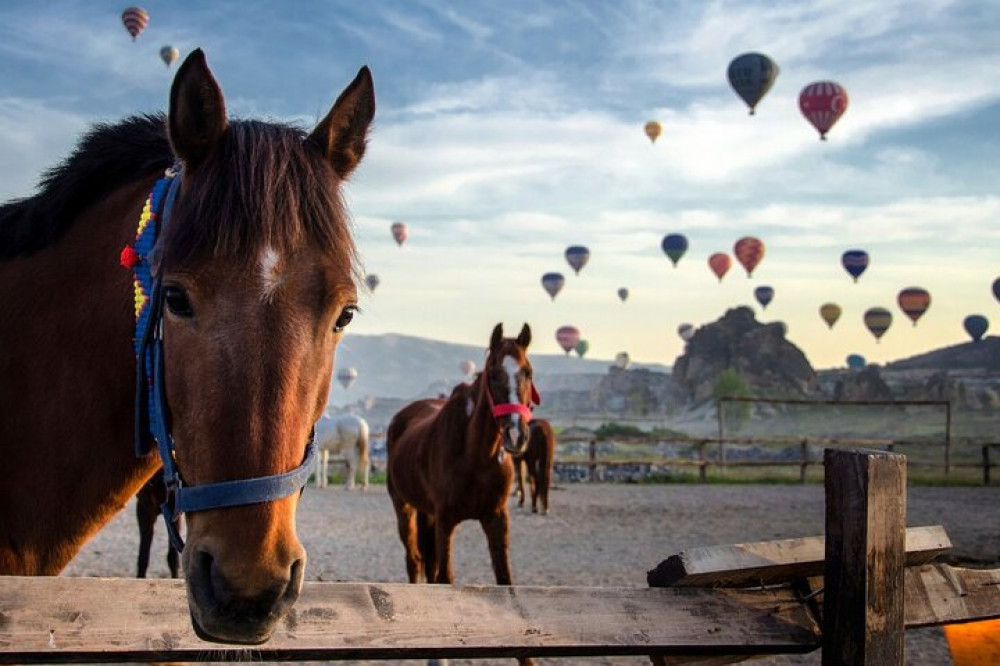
[501,418,530,457]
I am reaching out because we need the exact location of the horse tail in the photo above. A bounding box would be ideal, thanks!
[357,417,370,489]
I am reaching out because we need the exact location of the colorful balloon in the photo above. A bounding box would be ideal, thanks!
[727,53,779,115]
[678,323,695,342]
[336,367,358,389]
[644,121,662,143]
[555,326,580,354]
[574,339,589,359]
[541,272,565,301]
[799,81,849,140]
[864,307,892,342]
[565,245,590,275]
[841,250,869,282]
[614,352,631,370]
[364,274,380,292]
[754,285,774,309]
[734,236,765,277]
[708,253,731,282]
[160,45,179,67]
[390,221,407,246]
[993,277,1000,304]
[661,233,688,267]
[820,303,842,329]
[897,287,931,326]
[459,360,476,378]
[617,287,629,303]
[846,354,866,370]
[121,6,149,41]
[964,315,989,342]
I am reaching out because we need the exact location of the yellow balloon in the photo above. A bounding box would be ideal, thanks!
[644,120,662,143]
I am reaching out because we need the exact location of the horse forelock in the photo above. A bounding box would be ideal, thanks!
[159,120,359,286]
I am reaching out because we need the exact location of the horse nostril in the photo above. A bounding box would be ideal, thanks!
[190,549,217,610]
[283,558,305,603]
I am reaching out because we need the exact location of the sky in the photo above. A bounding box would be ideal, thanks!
[1,1,998,370]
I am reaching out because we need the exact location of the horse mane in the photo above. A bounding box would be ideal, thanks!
[161,120,358,277]
[0,114,171,261]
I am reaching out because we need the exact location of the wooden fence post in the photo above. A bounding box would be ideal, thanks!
[823,449,906,666]
[984,445,992,487]
[799,439,808,484]
[589,439,597,483]
[698,440,707,483]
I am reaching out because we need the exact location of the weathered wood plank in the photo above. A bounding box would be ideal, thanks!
[822,449,906,666]
[904,564,1000,627]
[647,526,949,588]
[0,577,819,663]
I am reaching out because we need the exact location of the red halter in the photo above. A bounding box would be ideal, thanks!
[487,382,541,422]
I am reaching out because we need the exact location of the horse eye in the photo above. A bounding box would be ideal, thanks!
[334,305,357,332]
[164,286,194,318]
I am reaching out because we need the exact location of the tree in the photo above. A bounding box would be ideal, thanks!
[714,369,752,432]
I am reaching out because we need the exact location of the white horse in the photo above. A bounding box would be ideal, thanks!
[314,413,370,489]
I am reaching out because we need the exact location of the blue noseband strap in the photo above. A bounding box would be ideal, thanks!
[130,165,316,553]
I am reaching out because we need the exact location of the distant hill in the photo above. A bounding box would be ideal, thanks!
[328,332,670,405]
[885,336,1000,372]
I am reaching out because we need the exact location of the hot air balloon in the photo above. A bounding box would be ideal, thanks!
[565,245,590,275]
[364,274,380,292]
[617,287,629,303]
[734,236,765,277]
[459,360,476,378]
[727,53,779,115]
[555,326,580,354]
[897,287,931,326]
[541,272,565,301]
[799,81,849,140]
[160,45,179,67]
[864,307,892,342]
[644,121,662,143]
[661,233,688,267]
[846,354,866,370]
[964,315,989,342]
[754,286,774,309]
[820,303,842,329]
[121,7,149,41]
[841,250,869,283]
[678,323,695,342]
[992,277,1000,304]
[574,339,589,358]
[614,352,631,370]
[336,367,358,389]
[390,221,407,246]
[708,253,731,282]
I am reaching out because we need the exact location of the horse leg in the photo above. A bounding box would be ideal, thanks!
[359,436,370,490]
[515,456,526,508]
[393,502,422,583]
[528,460,540,514]
[135,486,157,578]
[167,542,180,578]
[431,516,457,584]
[539,460,550,516]
[479,510,513,585]
[345,449,356,490]
[416,512,436,585]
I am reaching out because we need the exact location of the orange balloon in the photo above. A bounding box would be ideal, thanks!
[708,253,731,282]
[819,303,842,329]
[644,121,662,143]
[734,236,765,277]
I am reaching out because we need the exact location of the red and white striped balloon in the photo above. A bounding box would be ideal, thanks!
[121,7,149,41]
[799,81,849,140]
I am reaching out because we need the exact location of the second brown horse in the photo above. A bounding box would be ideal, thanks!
[387,323,535,586]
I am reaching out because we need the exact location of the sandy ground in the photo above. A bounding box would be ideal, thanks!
[63,483,999,666]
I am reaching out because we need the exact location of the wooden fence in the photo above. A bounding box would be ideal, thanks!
[1,449,998,664]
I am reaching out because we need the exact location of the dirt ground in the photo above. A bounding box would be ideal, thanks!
[63,482,999,666]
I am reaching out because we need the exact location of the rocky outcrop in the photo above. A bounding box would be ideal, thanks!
[672,307,817,404]
[591,367,680,416]
[832,365,893,401]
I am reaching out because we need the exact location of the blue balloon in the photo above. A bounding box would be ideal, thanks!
[964,315,989,342]
[841,249,869,283]
[661,234,688,267]
[992,277,1000,304]
[565,245,590,275]
[846,354,866,370]
[541,272,565,300]
[754,285,774,309]
[727,53,780,115]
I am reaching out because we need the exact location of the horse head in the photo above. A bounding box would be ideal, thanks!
[484,323,536,457]
[155,50,373,644]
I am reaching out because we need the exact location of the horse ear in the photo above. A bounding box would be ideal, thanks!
[168,49,227,171]
[516,323,532,350]
[306,66,375,180]
[490,323,503,354]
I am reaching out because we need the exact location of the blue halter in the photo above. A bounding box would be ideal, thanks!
[129,165,316,553]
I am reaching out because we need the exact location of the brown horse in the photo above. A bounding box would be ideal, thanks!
[386,323,536,587]
[0,49,373,644]
[136,476,179,578]
[514,419,556,515]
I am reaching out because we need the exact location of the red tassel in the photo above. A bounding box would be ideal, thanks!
[120,245,140,269]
